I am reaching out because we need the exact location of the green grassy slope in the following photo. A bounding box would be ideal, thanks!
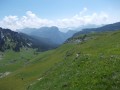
[0,31,120,90]
[0,48,39,72]
[30,31,120,90]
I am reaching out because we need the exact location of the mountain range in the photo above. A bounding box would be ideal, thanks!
[19,26,77,44]
[1,22,120,52]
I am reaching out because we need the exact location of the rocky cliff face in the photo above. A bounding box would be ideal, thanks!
[0,28,31,52]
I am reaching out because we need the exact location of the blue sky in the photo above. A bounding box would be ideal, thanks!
[0,0,120,19]
[0,0,120,30]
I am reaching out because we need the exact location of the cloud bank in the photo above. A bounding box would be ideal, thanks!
[0,8,114,30]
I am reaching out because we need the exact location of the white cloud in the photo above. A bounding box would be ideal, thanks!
[56,11,110,28]
[0,8,117,31]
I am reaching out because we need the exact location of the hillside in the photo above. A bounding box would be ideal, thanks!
[0,30,120,90]
[0,27,57,52]
[0,28,31,52]
[73,22,120,37]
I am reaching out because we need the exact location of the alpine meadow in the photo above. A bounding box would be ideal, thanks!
[0,0,120,90]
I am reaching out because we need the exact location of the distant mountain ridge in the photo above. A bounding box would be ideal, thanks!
[19,26,77,44]
[73,22,120,37]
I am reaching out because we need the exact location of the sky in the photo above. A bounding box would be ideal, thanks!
[0,0,120,31]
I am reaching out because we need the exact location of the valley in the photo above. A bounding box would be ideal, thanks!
[0,1,120,89]
[0,26,120,90]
